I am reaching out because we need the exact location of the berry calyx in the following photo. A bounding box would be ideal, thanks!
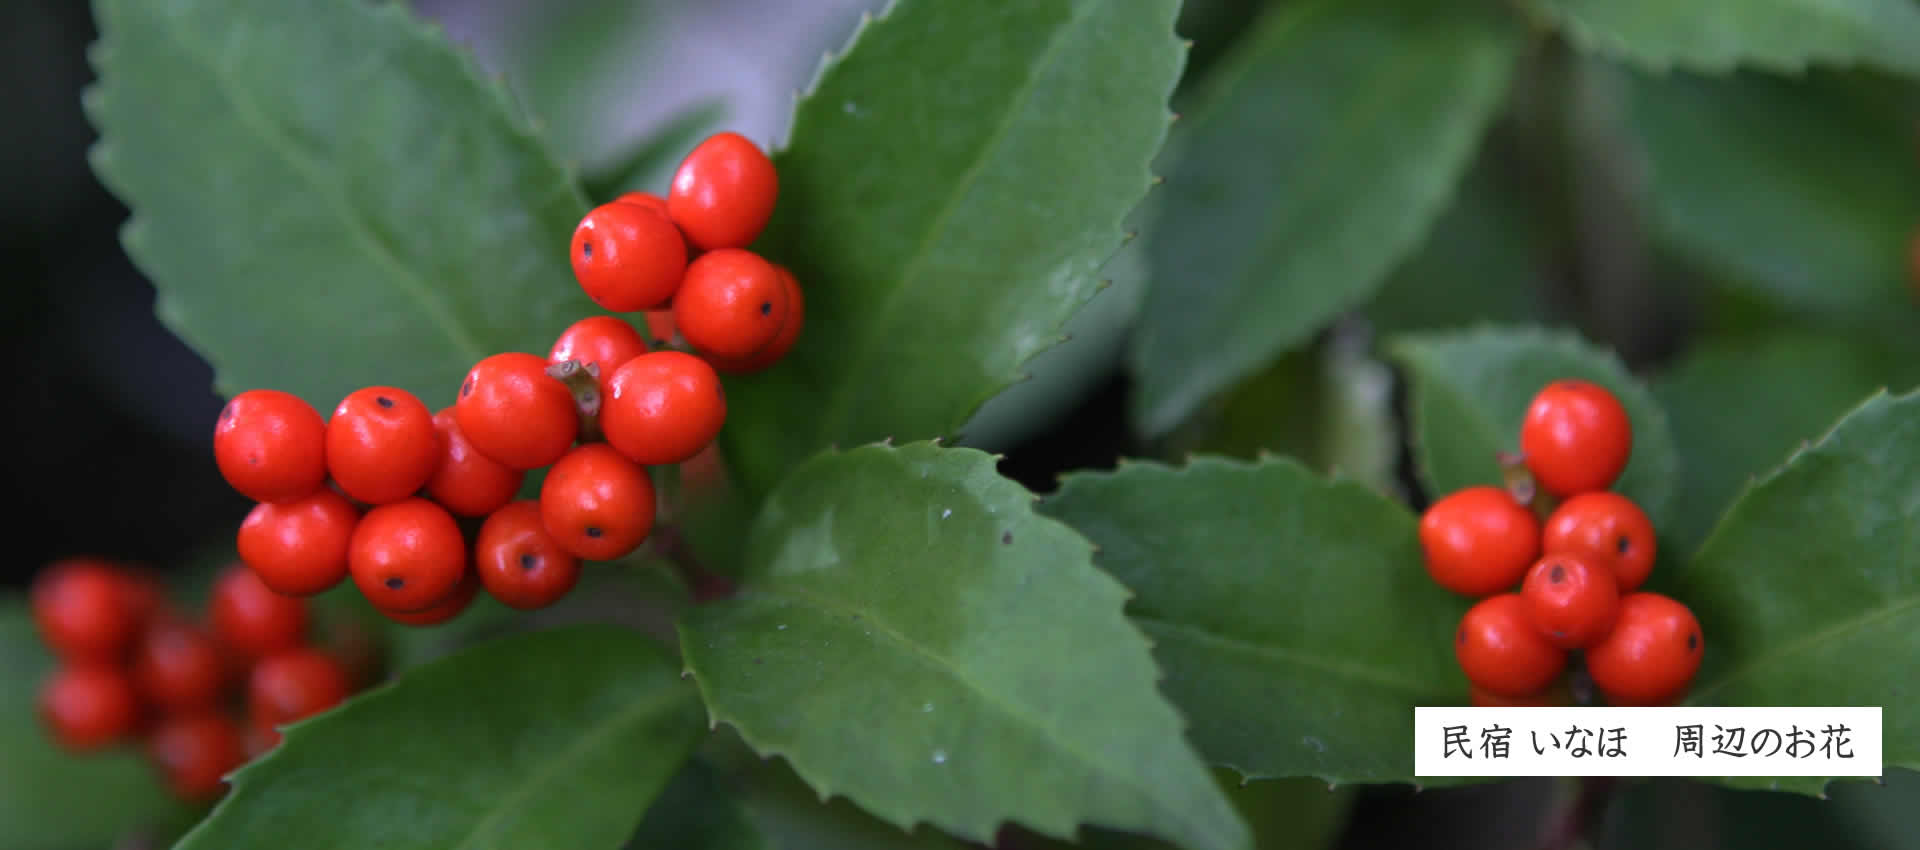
[237,489,360,596]
[476,500,582,609]
[209,564,310,657]
[673,249,791,360]
[571,201,689,312]
[548,316,650,393]
[38,664,141,752]
[1417,486,1540,597]
[1586,592,1703,706]
[1454,593,1567,697]
[667,131,778,251]
[1519,554,1621,650]
[539,445,657,562]
[1541,491,1658,593]
[424,408,523,518]
[148,712,245,802]
[455,353,580,470]
[213,389,329,504]
[325,386,439,505]
[601,351,727,466]
[131,619,230,712]
[1520,380,1632,498]
[348,498,467,613]
[30,558,144,664]
[710,264,805,374]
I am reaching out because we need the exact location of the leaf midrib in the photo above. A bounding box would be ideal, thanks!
[149,2,489,366]
[1685,593,1920,704]
[814,0,1106,444]
[738,579,1211,840]
[446,678,695,850]
[1132,615,1449,701]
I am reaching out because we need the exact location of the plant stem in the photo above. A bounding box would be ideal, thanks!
[1535,775,1618,850]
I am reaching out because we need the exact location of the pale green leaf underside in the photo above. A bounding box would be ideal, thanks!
[1041,456,1472,786]
[176,626,705,850]
[87,0,601,411]
[1388,326,1681,528]
[1129,0,1520,436]
[719,0,1186,498]
[1527,0,1920,75]
[1677,390,1920,795]
[681,442,1250,850]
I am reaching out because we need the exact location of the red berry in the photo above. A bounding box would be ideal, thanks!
[213,390,329,504]
[38,664,141,752]
[148,712,245,802]
[31,558,143,664]
[1520,380,1632,498]
[602,351,727,466]
[424,408,523,518]
[571,201,688,312]
[348,498,467,612]
[644,310,678,346]
[455,353,579,470]
[539,445,656,562]
[711,264,805,374]
[1454,593,1567,697]
[1470,683,1570,707]
[132,619,230,712]
[248,647,352,728]
[1417,487,1540,597]
[209,564,310,657]
[475,500,582,609]
[326,387,438,505]
[379,572,480,627]
[1519,554,1620,649]
[237,489,359,596]
[615,191,670,217]
[673,249,790,360]
[1541,491,1658,593]
[1586,593,1702,706]
[667,131,778,251]
[548,316,650,392]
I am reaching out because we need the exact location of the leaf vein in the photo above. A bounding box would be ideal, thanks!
[1132,615,1446,700]
[1687,594,1920,704]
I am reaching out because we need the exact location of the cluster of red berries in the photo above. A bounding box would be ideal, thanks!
[211,132,797,625]
[1417,380,1704,707]
[31,559,363,801]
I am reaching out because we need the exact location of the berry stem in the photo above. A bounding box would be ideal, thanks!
[1498,449,1559,519]
[545,359,605,443]
[1533,775,1616,850]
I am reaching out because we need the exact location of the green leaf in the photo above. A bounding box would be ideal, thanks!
[1040,456,1471,787]
[1625,70,1920,327]
[1128,0,1520,436]
[176,625,706,850]
[1525,0,1920,75]
[718,0,1186,499]
[680,442,1251,850]
[1388,326,1681,526]
[1675,390,1920,793]
[493,0,660,170]
[1652,331,1903,560]
[86,0,601,411]
[626,761,767,850]
[718,739,974,850]
[0,596,194,850]
[583,99,731,205]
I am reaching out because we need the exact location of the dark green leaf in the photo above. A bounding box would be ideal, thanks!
[1001,771,1355,850]
[1364,159,1554,337]
[1676,390,1920,793]
[626,761,767,850]
[1626,70,1920,327]
[1388,326,1680,526]
[1526,0,1920,75]
[1128,0,1520,436]
[718,0,1186,498]
[86,0,600,411]
[681,442,1250,850]
[583,99,731,204]
[1040,456,1471,787]
[176,625,705,850]
[0,596,194,850]
[713,736,974,850]
[1652,331,1903,559]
